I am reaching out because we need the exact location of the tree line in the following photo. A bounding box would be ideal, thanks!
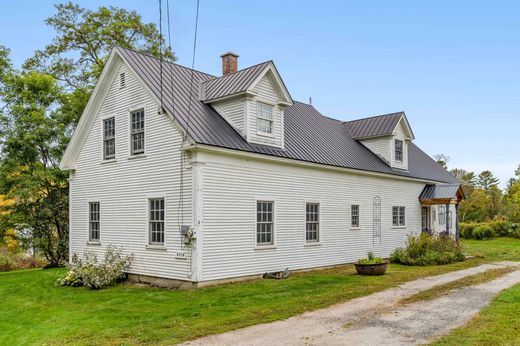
[0,2,173,265]
[434,154,520,223]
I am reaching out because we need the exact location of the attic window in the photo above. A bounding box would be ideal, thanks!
[119,72,126,89]
[395,139,403,162]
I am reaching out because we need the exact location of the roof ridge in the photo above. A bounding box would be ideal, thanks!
[344,111,404,124]
[115,45,216,78]
[202,60,272,85]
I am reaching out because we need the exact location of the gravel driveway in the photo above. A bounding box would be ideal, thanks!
[183,262,520,346]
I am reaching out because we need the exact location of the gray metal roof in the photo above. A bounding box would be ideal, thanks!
[201,61,271,102]
[419,184,463,201]
[116,47,459,184]
[345,112,404,139]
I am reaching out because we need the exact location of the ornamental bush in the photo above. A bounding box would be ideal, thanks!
[472,225,495,240]
[57,245,133,289]
[489,220,512,237]
[390,233,465,266]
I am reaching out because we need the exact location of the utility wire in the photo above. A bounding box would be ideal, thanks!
[185,0,200,141]
[158,0,164,111]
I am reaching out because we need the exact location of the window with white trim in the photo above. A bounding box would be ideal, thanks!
[395,139,403,162]
[256,201,274,245]
[103,117,115,160]
[439,205,446,225]
[392,206,406,227]
[256,102,273,134]
[306,203,320,243]
[89,202,100,242]
[131,109,145,155]
[351,204,360,228]
[149,198,165,245]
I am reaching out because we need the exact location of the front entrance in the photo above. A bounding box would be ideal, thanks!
[421,206,430,232]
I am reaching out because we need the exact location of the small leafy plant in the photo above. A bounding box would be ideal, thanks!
[357,251,385,265]
[57,245,133,289]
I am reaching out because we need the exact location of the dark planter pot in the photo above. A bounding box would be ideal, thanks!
[354,262,388,276]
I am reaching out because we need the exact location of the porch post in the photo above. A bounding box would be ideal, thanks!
[445,203,450,234]
[455,203,459,242]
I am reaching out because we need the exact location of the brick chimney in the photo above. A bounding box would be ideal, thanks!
[220,52,239,75]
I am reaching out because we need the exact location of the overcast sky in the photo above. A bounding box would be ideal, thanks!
[2,0,519,187]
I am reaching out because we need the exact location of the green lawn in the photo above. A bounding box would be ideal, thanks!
[1,238,518,345]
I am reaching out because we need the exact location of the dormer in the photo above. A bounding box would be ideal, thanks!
[345,112,415,170]
[201,53,292,149]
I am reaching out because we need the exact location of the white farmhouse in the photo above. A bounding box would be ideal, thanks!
[60,47,463,287]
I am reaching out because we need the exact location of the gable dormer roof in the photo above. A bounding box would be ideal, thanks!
[345,112,415,140]
[202,61,269,101]
[201,61,292,104]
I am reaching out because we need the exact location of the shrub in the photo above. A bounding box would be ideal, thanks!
[0,247,47,272]
[459,223,480,239]
[472,225,495,240]
[489,220,511,237]
[509,223,520,238]
[57,245,133,289]
[390,233,465,266]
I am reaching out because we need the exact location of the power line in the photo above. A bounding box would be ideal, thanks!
[185,0,200,141]
[158,0,164,112]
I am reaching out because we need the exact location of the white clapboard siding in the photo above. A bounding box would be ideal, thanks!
[247,74,284,148]
[70,61,193,280]
[199,151,424,282]
[212,98,246,136]
[360,136,391,164]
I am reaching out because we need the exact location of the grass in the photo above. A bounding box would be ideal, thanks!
[0,237,518,345]
[399,266,517,305]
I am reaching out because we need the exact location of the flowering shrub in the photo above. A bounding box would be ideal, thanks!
[57,245,133,289]
[390,233,465,266]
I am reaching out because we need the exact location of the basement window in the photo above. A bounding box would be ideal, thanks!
[392,206,406,227]
[256,102,273,135]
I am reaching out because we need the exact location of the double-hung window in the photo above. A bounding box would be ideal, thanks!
[89,202,100,242]
[256,102,273,135]
[351,204,360,228]
[306,203,320,243]
[439,205,446,225]
[131,109,145,155]
[149,198,165,245]
[395,139,403,162]
[392,206,406,227]
[256,201,274,246]
[103,117,115,160]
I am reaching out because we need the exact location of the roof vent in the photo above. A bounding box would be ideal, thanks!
[220,52,239,76]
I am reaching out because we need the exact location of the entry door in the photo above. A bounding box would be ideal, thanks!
[421,207,430,232]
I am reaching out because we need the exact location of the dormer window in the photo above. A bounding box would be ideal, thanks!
[256,102,273,135]
[395,139,403,162]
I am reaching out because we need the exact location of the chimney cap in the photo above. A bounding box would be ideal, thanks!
[220,51,239,58]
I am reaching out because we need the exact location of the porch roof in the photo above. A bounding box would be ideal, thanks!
[419,184,464,204]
